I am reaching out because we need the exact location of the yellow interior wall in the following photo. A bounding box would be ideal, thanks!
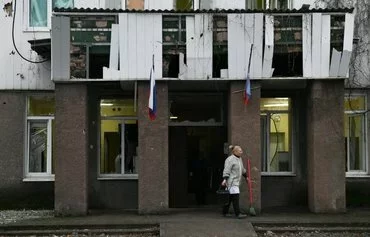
[270,113,289,151]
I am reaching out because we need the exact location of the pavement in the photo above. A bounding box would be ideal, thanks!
[1,207,370,237]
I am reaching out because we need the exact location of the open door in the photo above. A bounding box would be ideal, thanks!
[169,127,188,207]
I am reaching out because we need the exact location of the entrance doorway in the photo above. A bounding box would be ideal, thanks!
[169,126,227,208]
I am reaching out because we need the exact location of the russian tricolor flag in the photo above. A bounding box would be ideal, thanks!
[148,63,156,120]
[244,73,251,105]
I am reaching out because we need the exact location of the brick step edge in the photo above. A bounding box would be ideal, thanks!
[0,227,160,236]
[254,226,370,233]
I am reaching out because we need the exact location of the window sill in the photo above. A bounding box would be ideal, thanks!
[98,174,138,180]
[23,176,54,182]
[23,28,51,33]
[346,173,370,178]
[261,172,296,176]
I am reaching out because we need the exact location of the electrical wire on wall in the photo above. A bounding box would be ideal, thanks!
[12,0,50,64]
[269,113,280,166]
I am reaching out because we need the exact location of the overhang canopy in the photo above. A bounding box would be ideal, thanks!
[28,38,51,59]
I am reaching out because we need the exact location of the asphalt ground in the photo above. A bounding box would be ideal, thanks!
[0,208,369,236]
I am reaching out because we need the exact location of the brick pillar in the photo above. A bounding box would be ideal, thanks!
[307,80,345,213]
[228,81,261,213]
[138,81,169,214]
[55,83,88,216]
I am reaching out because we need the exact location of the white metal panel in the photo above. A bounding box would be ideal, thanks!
[320,15,330,78]
[202,14,213,79]
[338,13,355,77]
[74,0,101,8]
[119,13,162,79]
[262,15,274,78]
[145,0,173,10]
[127,14,138,78]
[343,13,355,52]
[186,14,212,79]
[119,13,129,78]
[109,24,119,70]
[311,13,322,78]
[329,48,341,77]
[186,16,196,78]
[228,14,244,79]
[211,0,245,9]
[338,50,352,77]
[152,14,163,79]
[244,14,254,77]
[250,13,263,78]
[135,14,145,79]
[302,14,312,77]
[52,16,70,81]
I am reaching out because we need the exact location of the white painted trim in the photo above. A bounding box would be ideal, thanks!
[25,117,55,178]
[261,172,296,176]
[23,176,55,182]
[98,174,138,180]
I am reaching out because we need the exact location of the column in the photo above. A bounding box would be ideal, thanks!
[54,83,89,216]
[228,80,261,213]
[307,79,346,213]
[137,81,169,214]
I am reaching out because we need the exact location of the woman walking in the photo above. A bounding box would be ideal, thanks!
[221,145,247,219]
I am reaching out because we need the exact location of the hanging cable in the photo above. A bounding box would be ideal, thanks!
[12,0,50,63]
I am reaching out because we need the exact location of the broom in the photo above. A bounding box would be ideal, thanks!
[246,158,256,216]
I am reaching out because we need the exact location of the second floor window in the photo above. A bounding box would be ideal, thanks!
[27,0,74,30]
[162,16,187,78]
[126,0,144,10]
[213,15,228,78]
[247,0,291,10]
[176,0,193,10]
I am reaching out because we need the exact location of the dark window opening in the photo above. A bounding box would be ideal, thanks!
[213,15,228,78]
[331,15,345,55]
[163,16,187,78]
[169,94,223,123]
[89,46,110,79]
[70,16,116,79]
[272,16,303,77]
[176,0,193,10]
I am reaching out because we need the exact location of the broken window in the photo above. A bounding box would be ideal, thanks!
[126,0,144,10]
[162,16,187,78]
[247,0,291,9]
[213,15,228,78]
[26,95,55,179]
[70,16,116,79]
[272,16,303,77]
[331,15,345,54]
[176,0,193,10]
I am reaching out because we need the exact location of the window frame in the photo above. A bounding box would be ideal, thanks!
[344,94,369,177]
[24,116,55,181]
[23,0,52,32]
[261,98,295,176]
[24,0,74,32]
[98,115,138,180]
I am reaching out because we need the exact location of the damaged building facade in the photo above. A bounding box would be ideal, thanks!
[0,0,369,216]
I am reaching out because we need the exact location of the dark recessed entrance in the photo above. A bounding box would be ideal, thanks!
[169,126,227,208]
